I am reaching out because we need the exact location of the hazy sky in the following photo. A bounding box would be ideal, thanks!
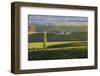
[28,15,88,25]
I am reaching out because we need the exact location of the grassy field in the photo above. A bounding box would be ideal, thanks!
[28,32,87,42]
[28,41,88,60]
[28,41,87,49]
[29,42,68,49]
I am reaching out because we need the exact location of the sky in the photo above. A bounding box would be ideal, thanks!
[28,15,88,25]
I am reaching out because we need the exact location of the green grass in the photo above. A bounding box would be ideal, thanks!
[28,42,67,49]
[28,32,87,42]
[28,41,87,49]
[28,41,88,60]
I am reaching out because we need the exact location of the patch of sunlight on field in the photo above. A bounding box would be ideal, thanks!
[28,42,66,49]
[28,42,43,49]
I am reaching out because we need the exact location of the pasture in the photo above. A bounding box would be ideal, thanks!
[28,41,88,60]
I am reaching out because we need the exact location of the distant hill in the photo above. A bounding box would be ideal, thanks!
[28,22,87,33]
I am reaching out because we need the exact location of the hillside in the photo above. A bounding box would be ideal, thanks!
[28,32,87,42]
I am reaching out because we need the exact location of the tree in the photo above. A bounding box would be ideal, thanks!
[43,31,47,48]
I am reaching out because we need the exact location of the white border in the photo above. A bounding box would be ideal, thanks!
[20,7,95,70]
